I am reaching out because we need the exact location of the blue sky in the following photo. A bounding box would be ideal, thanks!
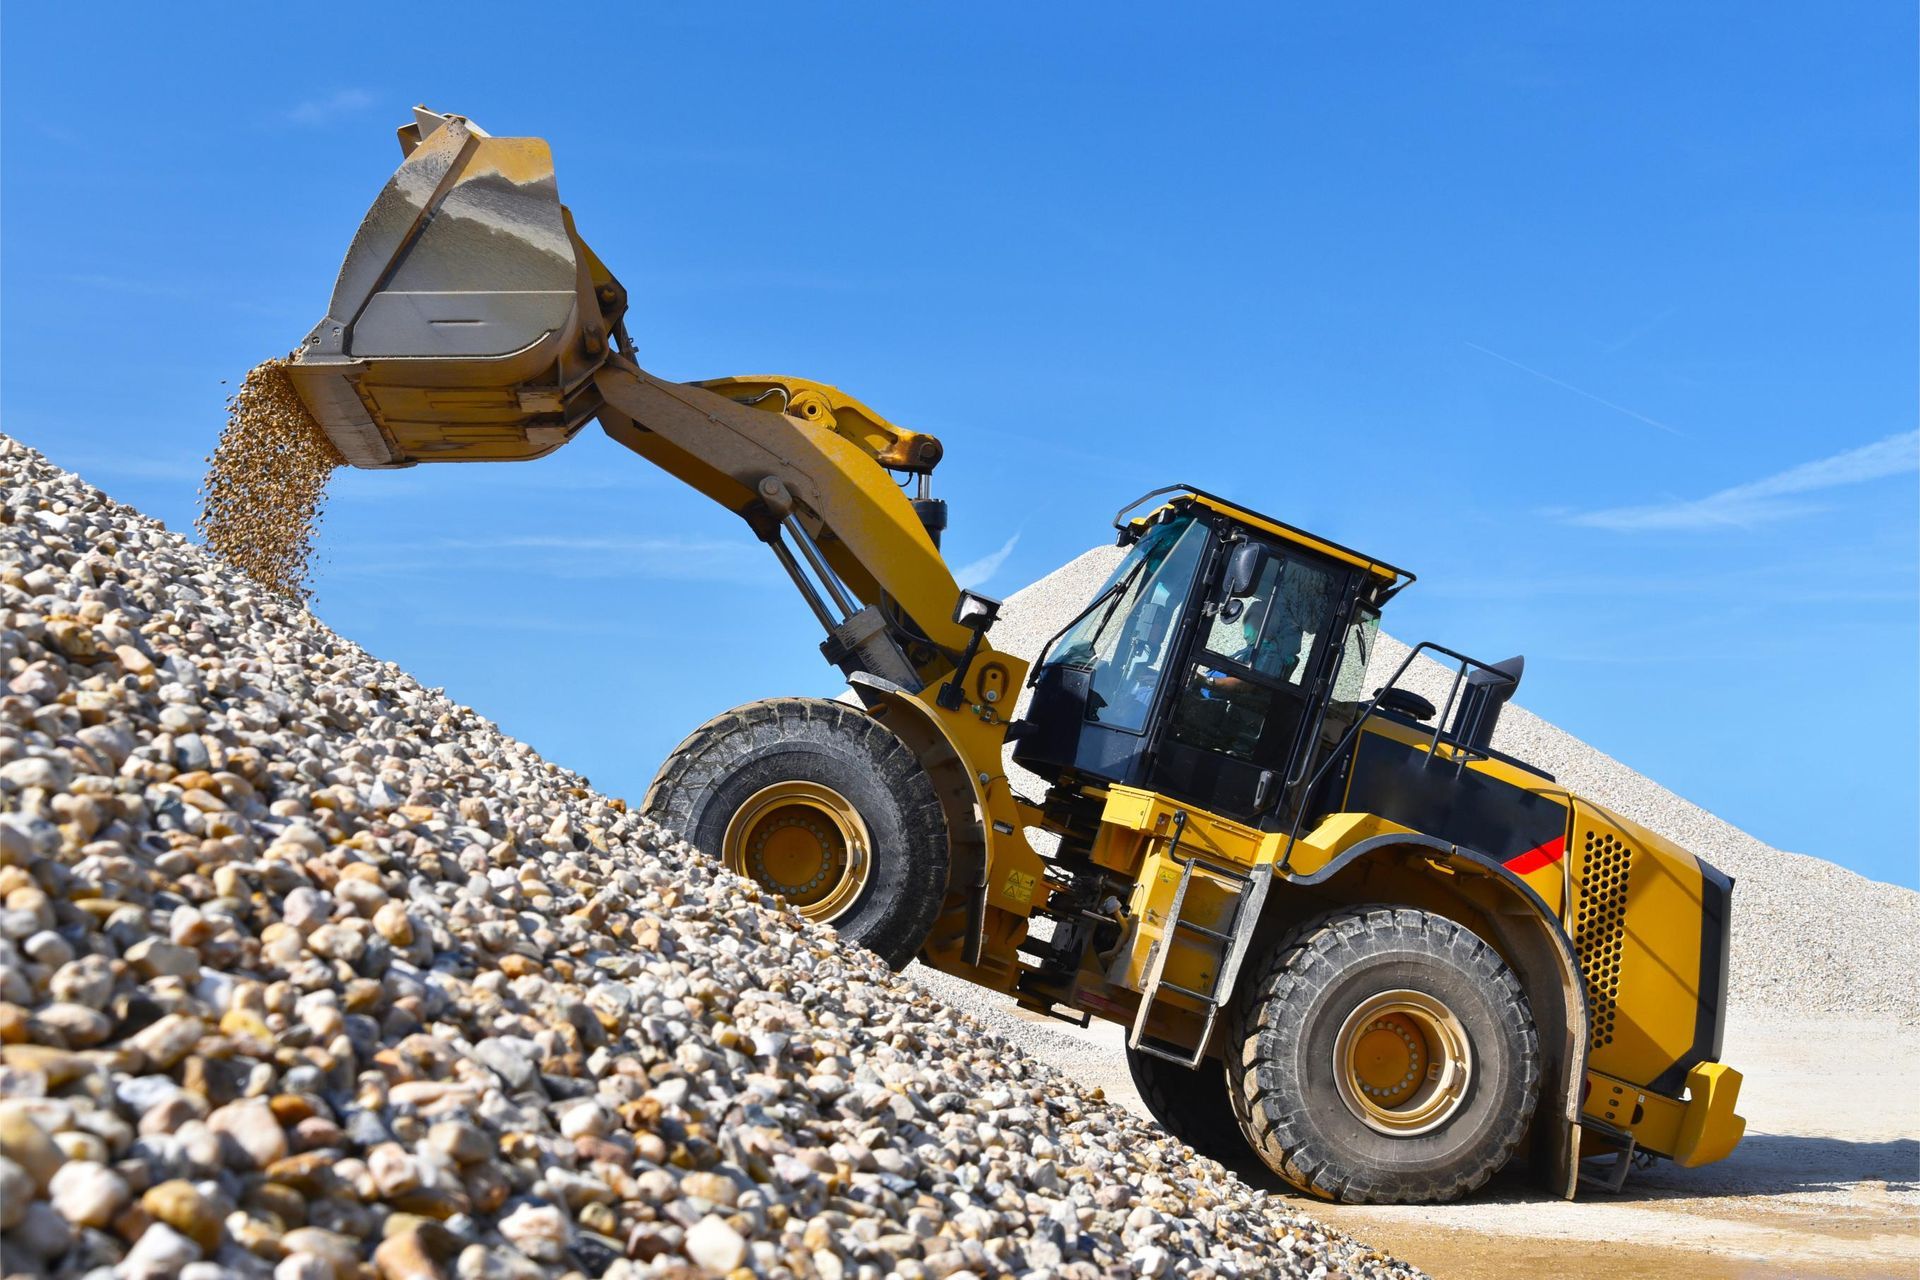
[4,4,1915,886]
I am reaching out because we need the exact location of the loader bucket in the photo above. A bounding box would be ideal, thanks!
[286,107,624,468]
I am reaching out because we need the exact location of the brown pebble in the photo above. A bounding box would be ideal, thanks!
[374,1229,445,1280]
[245,1181,308,1228]
[269,1094,317,1124]
[497,955,539,979]
[142,1179,225,1252]
[263,1152,337,1194]
[0,1106,65,1190]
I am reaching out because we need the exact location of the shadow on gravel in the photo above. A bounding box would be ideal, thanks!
[1612,1134,1920,1201]
[1211,1136,1920,1208]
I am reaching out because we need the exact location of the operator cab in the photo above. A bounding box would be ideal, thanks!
[1013,486,1411,828]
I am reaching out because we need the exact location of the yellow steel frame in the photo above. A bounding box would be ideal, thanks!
[1583,1062,1745,1166]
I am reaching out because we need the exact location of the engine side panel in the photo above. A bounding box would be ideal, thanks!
[1341,719,1731,1100]
[1566,802,1732,1095]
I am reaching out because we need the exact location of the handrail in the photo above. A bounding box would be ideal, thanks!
[1276,640,1521,872]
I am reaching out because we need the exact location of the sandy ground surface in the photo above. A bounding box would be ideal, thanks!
[911,967,1920,1279]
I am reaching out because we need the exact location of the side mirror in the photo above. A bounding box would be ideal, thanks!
[952,589,1002,632]
[1223,542,1265,598]
[936,589,1003,710]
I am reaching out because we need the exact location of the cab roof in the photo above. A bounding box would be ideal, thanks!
[1115,483,1414,597]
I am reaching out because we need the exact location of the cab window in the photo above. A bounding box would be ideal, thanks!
[1168,548,1346,762]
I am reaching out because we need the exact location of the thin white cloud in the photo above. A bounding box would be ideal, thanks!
[954,533,1020,589]
[288,89,376,127]
[1467,341,1684,436]
[1602,304,1680,354]
[1561,430,1920,532]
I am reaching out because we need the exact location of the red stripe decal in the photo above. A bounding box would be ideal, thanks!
[1503,835,1566,877]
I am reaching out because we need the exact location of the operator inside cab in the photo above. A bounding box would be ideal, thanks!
[1173,554,1338,760]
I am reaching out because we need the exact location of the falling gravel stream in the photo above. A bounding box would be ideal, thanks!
[196,360,342,605]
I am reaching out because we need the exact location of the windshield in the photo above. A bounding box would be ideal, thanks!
[1041,515,1208,733]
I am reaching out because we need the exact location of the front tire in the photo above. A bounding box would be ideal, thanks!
[644,697,949,969]
[1225,906,1541,1204]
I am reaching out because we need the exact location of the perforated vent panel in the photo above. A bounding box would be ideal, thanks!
[1574,828,1633,1046]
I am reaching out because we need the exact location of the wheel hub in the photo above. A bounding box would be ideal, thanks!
[1332,990,1473,1136]
[721,781,872,924]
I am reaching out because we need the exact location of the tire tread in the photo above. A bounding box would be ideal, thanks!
[644,698,947,968]
[1223,905,1542,1205]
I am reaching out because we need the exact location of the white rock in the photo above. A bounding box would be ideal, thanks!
[684,1215,748,1273]
[205,1099,287,1169]
[119,1222,202,1280]
[557,1102,609,1140]
[274,1252,335,1280]
[496,1202,570,1263]
[49,1158,129,1227]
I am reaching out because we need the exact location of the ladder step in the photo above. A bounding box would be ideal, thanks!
[1129,1035,1205,1069]
[1177,857,1253,883]
[1021,1001,1091,1029]
[1129,854,1263,1067]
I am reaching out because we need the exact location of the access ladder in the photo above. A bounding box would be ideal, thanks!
[1129,820,1274,1068]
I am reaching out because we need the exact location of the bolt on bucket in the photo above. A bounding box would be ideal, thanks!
[285,107,626,468]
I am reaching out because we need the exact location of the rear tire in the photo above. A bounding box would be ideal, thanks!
[644,697,948,969]
[1126,1047,1249,1166]
[1225,906,1540,1204]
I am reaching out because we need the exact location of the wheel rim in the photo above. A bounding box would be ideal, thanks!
[721,781,872,923]
[1332,989,1473,1136]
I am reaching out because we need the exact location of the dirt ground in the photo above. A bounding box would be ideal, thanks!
[981,993,1920,1279]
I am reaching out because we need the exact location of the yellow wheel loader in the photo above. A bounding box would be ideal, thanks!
[282,108,1745,1204]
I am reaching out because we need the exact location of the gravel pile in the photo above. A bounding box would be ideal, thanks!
[993,544,1920,1024]
[0,436,1421,1280]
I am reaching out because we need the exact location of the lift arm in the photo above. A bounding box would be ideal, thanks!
[283,108,1050,983]
[594,364,972,689]
[285,107,1002,696]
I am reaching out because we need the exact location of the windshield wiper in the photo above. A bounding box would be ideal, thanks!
[1025,565,1142,686]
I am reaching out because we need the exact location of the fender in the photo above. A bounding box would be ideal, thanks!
[844,673,1047,982]
[1284,832,1591,1200]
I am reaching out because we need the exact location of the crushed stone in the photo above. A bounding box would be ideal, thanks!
[0,437,1422,1280]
